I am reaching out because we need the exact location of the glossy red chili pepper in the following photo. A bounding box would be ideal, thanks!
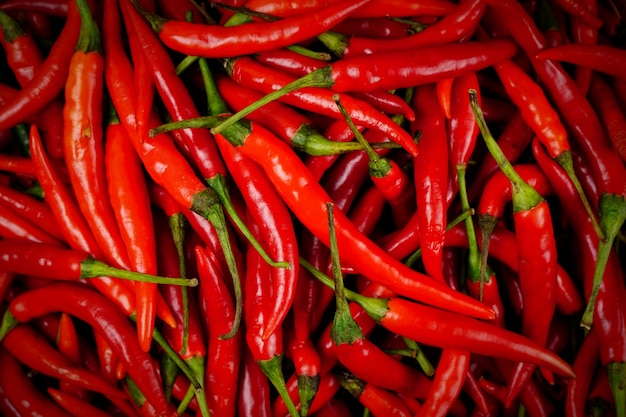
[56,313,88,400]
[207,117,494,319]
[0,183,63,240]
[196,245,241,417]
[338,372,412,417]
[411,84,449,282]
[2,324,126,400]
[347,184,387,236]
[0,0,79,132]
[8,282,176,417]
[48,388,113,417]
[337,0,487,56]
[143,0,371,58]
[0,0,67,15]
[0,347,72,417]
[63,0,131,272]
[311,397,352,417]
[105,113,158,352]
[588,74,626,162]
[237,345,272,417]
[283,319,320,416]
[225,56,419,156]
[0,202,63,245]
[553,0,603,28]
[29,127,137,317]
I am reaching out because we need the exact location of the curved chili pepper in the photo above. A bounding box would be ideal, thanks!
[0,202,63,245]
[411,83,449,282]
[0,183,64,240]
[0,0,68,15]
[29,126,136,317]
[143,0,371,58]
[2,324,126,400]
[332,0,487,56]
[0,347,72,417]
[338,371,412,417]
[224,56,419,156]
[196,245,241,417]
[7,282,176,417]
[588,74,626,162]
[56,313,88,400]
[189,117,495,319]
[0,239,195,286]
[105,112,159,352]
[347,184,387,236]
[0,0,79,132]
[307,265,574,378]
[48,388,114,417]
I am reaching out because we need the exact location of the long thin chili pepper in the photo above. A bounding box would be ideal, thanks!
[588,74,626,162]
[0,347,72,417]
[0,239,196,286]
[306,262,573,377]
[237,345,272,417]
[140,0,372,58]
[56,313,87,400]
[63,0,132,271]
[196,245,240,417]
[1,324,126,400]
[105,109,159,352]
[0,0,79,132]
[411,83,449,282]
[154,116,495,320]
[470,89,558,404]
[6,282,176,417]
[0,202,63,245]
[337,371,412,417]
[0,0,68,15]
[48,388,114,417]
[29,126,137,317]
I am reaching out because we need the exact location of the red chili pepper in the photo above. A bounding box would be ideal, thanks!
[224,56,419,156]
[196,245,241,417]
[588,74,626,162]
[56,313,88,400]
[273,372,341,417]
[411,83,451,282]
[48,388,114,417]
[0,0,79,133]
[0,183,63,240]
[8,282,176,417]
[200,117,495,319]
[0,202,63,245]
[0,0,68,15]
[237,345,272,417]
[105,111,159,352]
[338,372,412,417]
[336,0,487,56]
[552,0,603,28]
[0,347,72,417]
[142,0,371,58]
[2,324,126,400]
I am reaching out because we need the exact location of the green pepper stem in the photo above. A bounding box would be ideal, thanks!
[297,374,320,417]
[258,355,300,417]
[74,0,100,53]
[469,89,544,213]
[0,311,18,342]
[215,63,334,135]
[81,258,197,286]
[327,202,364,345]
[402,337,435,376]
[581,193,626,331]
[608,361,626,417]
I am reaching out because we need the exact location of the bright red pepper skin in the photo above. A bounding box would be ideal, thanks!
[48,388,113,417]
[237,346,272,417]
[0,202,63,245]
[150,0,372,58]
[9,283,175,417]
[222,120,494,320]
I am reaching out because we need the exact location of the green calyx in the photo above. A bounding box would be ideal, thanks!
[258,355,299,417]
[297,374,320,417]
[80,257,198,286]
[0,10,25,43]
[74,0,101,53]
[608,361,626,417]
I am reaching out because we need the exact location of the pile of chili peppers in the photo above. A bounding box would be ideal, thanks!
[0,0,625,415]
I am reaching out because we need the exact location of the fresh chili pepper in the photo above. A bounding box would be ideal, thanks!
[223,56,419,156]
[105,110,159,352]
[588,74,626,162]
[346,183,387,237]
[29,126,137,317]
[0,346,72,417]
[0,202,63,245]
[273,372,341,417]
[411,83,449,282]
[0,0,68,16]
[552,0,603,28]
[337,371,412,417]
[237,345,273,417]
[2,323,126,400]
[311,397,352,417]
[305,261,574,378]
[0,0,79,133]
[325,0,487,56]
[141,0,371,58]
[470,90,558,403]
[56,313,88,400]
[7,282,176,417]
[283,320,320,416]
[0,239,195,286]
[48,387,115,417]
[196,245,241,417]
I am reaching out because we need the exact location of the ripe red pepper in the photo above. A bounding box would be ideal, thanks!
[0,202,63,245]
[338,372,412,417]
[48,388,114,417]
[8,282,176,417]
[142,0,372,58]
